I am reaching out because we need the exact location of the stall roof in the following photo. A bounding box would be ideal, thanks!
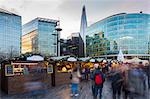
[50,55,70,61]
[27,55,44,61]
[67,57,79,62]
[79,57,91,62]
[123,57,149,65]
[12,62,38,65]
[96,58,104,62]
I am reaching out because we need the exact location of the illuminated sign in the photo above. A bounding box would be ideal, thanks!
[47,64,53,74]
[5,64,14,76]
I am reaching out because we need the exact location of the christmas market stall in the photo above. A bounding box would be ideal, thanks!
[50,56,78,86]
[79,57,100,70]
[1,55,53,94]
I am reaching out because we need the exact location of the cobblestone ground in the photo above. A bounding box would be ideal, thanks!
[0,80,150,99]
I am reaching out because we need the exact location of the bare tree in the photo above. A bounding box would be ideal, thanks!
[8,46,18,59]
[0,48,6,60]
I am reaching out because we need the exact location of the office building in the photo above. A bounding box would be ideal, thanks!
[86,32,110,57]
[22,17,59,56]
[80,5,87,56]
[86,13,150,59]
[60,33,84,57]
[0,8,21,58]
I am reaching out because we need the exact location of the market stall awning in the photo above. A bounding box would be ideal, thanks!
[27,55,44,61]
[123,57,149,65]
[67,57,77,62]
[51,55,70,61]
[89,58,96,62]
[79,57,91,62]
[96,58,104,62]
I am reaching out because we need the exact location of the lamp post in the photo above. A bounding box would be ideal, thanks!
[52,21,62,57]
[51,21,62,87]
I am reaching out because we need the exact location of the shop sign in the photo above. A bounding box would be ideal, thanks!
[5,64,14,76]
[47,64,53,74]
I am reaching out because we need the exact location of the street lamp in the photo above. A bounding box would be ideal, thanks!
[51,21,62,87]
[52,21,62,56]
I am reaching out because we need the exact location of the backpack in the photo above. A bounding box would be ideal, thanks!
[95,73,103,85]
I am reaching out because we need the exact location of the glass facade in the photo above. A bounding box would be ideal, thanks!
[22,30,37,53]
[80,5,87,44]
[86,13,150,56]
[86,32,110,56]
[0,9,21,58]
[22,17,58,56]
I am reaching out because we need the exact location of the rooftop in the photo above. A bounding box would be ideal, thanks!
[23,17,59,27]
[88,12,149,28]
[67,32,80,39]
[0,8,19,16]
[36,17,58,23]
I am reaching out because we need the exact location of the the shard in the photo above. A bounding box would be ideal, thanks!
[80,5,87,56]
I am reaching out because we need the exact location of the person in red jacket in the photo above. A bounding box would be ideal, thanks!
[91,64,105,99]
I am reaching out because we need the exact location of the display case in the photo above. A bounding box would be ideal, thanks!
[56,62,73,73]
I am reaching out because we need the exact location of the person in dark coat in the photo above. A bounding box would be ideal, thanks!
[111,71,124,99]
[123,64,146,99]
[143,63,150,89]
[85,66,90,80]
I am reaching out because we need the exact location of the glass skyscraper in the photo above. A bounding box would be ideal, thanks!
[86,13,150,57]
[0,8,22,58]
[22,17,58,56]
[80,5,87,56]
[80,5,87,43]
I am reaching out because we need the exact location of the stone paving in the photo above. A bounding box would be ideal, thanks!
[0,80,150,99]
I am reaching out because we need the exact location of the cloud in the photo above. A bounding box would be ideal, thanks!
[57,0,82,20]
[0,0,149,39]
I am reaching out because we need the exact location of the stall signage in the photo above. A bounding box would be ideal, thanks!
[47,64,53,74]
[5,64,14,76]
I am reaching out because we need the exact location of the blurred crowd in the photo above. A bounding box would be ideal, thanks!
[107,61,150,99]
[70,60,150,99]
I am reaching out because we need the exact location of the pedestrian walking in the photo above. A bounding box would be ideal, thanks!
[85,66,90,80]
[147,63,150,89]
[70,66,81,97]
[123,64,145,99]
[142,63,150,89]
[81,67,86,80]
[90,63,105,99]
[110,70,124,99]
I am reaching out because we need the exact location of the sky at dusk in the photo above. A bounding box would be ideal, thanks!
[0,0,149,39]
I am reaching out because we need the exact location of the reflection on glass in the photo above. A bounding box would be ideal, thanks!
[86,13,150,56]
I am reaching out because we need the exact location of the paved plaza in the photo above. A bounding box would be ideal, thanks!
[1,80,149,99]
